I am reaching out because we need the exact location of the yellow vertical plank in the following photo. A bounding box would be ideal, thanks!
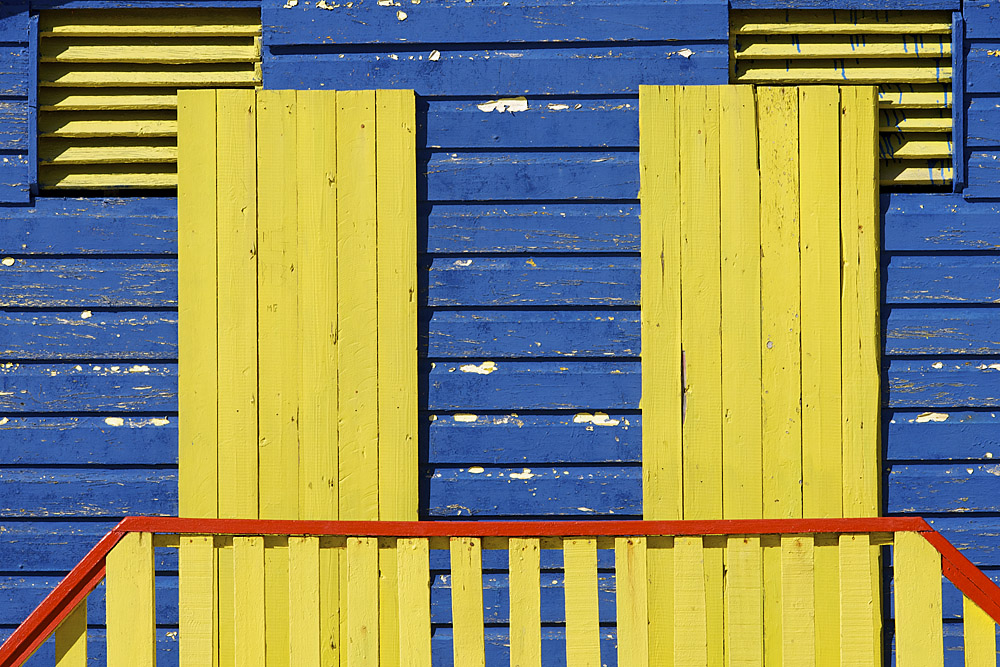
[55,601,87,667]
[564,537,600,667]
[719,84,762,522]
[509,537,541,667]
[647,537,674,665]
[295,88,341,667]
[638,84,682,522]
[218,548,233,667]
[725,536,762,667]
[813,535,840,667]
[704,539,725,667]
[839,534,874,667]
[289,536,321,667]
[397,538,432,667]
[615,537,649,667]
[678,84,722,522]
[758,85,802,522]
[379,540,400,667]
[840,84,881,519]
[963,595,997,667]
[337,89,379,523]
[762,537,782,667]
[451,537,486,667]
[798,85,843,520]
[179,535,214,667]
[674,535,708,666]
[375,87,418,521]
[780,535,815,666]
[233,536,265,667]
[177,88,218,520]
[347,536,379,666]
[894,532,943,667]
[106,532,156,667]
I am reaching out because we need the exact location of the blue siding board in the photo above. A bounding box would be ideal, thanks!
[0,99,28,152]
[731,0,957,7]
[0,258,177,308]
[0,0,28,42]
[0,520,176,571]
[884,307,1000,356]
[0,152,30,204]
[0,578,178,625]
[887,410,1000,461]
[263,0,727,46]
[965,95,1000,148]
[0,468,177,517]
[0,417,176,465]
[0,45,28,96]
[952,12,964,191]
[962,1,1000,40]
[0,363,175,412]
[888,463,1000,514]
[887,359,1000,408]
[884,254,1000,304]
[965,151,1000,199]
[428,628,619,667]
[882,193,1000,251]
[0,311,177,360]
[964,42,1000,93]
[0,629,181,667]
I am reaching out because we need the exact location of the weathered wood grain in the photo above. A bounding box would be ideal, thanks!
[882,193,1000,251]
[889,463,1000,512]
[0,468,176,517]
[965,0,1000,38]
[0,362,175,412]
[0,0,28,42]
[886,410,1000,461]
[0,46,28,96]
[0,152,30,204]
[885,254,1000,303]
[885,307,1000,355]
[966,43,1000,93]
[0,100,28,152]
[0,416,175,465]
[967,95,1000,147]
[0,311,176,360]
[0,258,176,308]
[966,152,1000,199]
[732,0,956,7]
[887,358,1000,407]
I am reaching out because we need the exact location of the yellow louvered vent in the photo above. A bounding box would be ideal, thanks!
[38,9,261,191]
[731,10,952,187]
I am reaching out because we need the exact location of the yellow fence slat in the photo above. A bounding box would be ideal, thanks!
[451,537,486,667]
[638,84,682,523]
[233,536,266,666]
[289,536,321,667]
[647,537,674,664]
[839,534,874,667]
[179,535,214,667]
[895,532,943,667]
[177,89,217,521]
[704,540,724,667]
[55,601,87,667]
[615,537,649,667]
[725,536,762,666]
[336,89,379,523]
[674,535,708,666]
[564,537,601,667]
[106,532,155,667]
[347,536,379,666]
[780,535,815,665]
[719,84,761,522]
[963,595,997,667]
[763,536,782,667]
[509,537,542,667]
[379,540,400,667]
[397,537,432,667]
[814,535,840,667]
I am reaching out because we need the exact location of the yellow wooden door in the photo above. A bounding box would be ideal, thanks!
[176,88,417,666]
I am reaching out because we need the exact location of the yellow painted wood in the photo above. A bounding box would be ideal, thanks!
[615,537,649,667]
[177,89,217,521]
[39,9,262,36]
[38,166,177,189]
[638,84,682,522]
[379,540,400,667]
[40,142,177,165]
[55,601,87,667]
[264,540,291,667]
[376,88,418,524]
[879,135,952,160]
[839,534,874,667]
[878,85,951,109]
[674,536,708,666]
[719,84,761,521]
[321,545,343,667]
[735,60,951,84]
[289,536,322,667]
[564,537,600,667]
[679,85,722,523]
[218,547,234,667]
[647,536,674,665]
[39,65,260,87]
[732,10,951,35]
[879,163,953,186]
[963,595,997,667]
[724,536,762,667]
[734,34,950,59]
[336,89,379,523]
[780,535,815,665]
[879,113,952,132]
[758,86,802,521]
[704,540,724,667]
[233,537,266,667]
[37,114,177,137]
[179,535,214,667]
[397,538,432,667]
[451,537,486,667]
[40,88,178,110]
[347,537,379,666]
[509,537,541,667]
[762,537,782,667]
[813,535,840,667]
[41,42,259,64]
[798,86,842,521]
[894,531,943,667]
[106,532,156,667]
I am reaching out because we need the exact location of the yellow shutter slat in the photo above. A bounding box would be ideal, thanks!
[40,9,261,36]
[878,84,950,109]
[40,64,260,88]
[42,42,259,64]
[732,10,950,35]
[879,111,952,132]
[39,165,177,189]
[879,134,951,160]
[39,114,177,138]
[734,60,950,84]
[40,88,178,111]
[734,35,950,60]
[879,163,953,186]
[40,141,177,165]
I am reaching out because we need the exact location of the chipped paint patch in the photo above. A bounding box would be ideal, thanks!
[80,311,92,320]
[477,97,528,113]
[316,0,335,9]
[468,466,485,474]
[104,417,125,427]
[978,363,1000,371]
[454,259,473,267]
[429,49,441,61]
[428,414,437,422]
[460,361,496,374]
[129,365,151,373]
[577,507,594,512]
[0,417,7,426]
[573,412,620,426]
[932,361,944,369]
[989,49,1000,56]
[509,468,535,480]
[282,0,298,6]
[396,9,407,19]
[677,48,694,58]
[453,413,477,422]
[547,103,570,111]
[915,412,949,423]
[1,257,13,267]
[150,417,170,426]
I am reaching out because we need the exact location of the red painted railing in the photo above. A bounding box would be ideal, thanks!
[2,516,999,666]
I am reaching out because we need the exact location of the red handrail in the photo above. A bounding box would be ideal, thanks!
[0,516,997,667]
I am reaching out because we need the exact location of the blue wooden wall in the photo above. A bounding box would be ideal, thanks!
[0,0,999,663]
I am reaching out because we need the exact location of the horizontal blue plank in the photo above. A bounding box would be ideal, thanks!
[967,95,1000,148]
[965,1,1000,40]
[0,258,177,308]
[967,43,1000,93]
[426,464,641,516]
[424,202,639,253]
[887,410,1000,461]
[0,416,175,465]
[0,0,28,42]
[0,152,29,204]
[264,44,728,96]
[0,576,177,625]
[428,360,639,410]
[0,46,27,96]
[30,0,260,6]
[885,254,1000,303]
[0,100,28,152]
[429,627,619,667]
[925,517,1000,567]
[0,467,177,517]
[0,520,176,571]
[965,151,1000,200]
[1,311,177,360]
[0,362,176,413]
[884,307,1000,355]
[3,629,180,667]
[888,463,1000,513]
[881,193,1000,251]
[421,97,638,149]
[427,412,638,464]
[731,0,956,6]
[0,197,177,255]
[423,150,637,201]
[264,0,726,45]
[887,358,1000,408]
